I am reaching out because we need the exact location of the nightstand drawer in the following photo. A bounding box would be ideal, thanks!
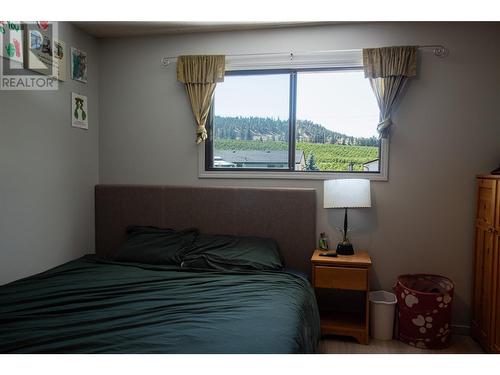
[314,266,368,291]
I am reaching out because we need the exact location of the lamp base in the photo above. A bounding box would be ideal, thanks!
[336,242,354,256]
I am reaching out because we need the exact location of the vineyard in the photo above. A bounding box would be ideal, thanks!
[213,139,379,171]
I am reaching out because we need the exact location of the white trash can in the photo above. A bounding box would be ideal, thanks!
[369,290,397,340]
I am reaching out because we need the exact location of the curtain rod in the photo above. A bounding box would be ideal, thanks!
[160,45,449,66]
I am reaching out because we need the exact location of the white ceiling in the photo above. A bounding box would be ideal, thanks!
[72,21,342,38]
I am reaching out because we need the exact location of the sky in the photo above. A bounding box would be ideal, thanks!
[214,70,380,138]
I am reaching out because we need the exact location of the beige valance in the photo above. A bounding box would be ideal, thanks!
[363,46,418,79]
[177,55,225,84]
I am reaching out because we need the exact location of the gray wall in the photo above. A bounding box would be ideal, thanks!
[0,22,99,285]
[98,22,500,327]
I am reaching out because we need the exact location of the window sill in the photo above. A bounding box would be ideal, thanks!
[199,170,387,181]
[198,140,389,181]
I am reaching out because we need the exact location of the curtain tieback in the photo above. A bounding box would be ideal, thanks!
[377,117,392,133]
[196,124,208,144]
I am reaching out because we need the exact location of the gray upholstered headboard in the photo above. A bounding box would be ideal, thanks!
[95,185,316,276]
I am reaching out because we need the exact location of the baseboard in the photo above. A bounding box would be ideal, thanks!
[451,324,471,336]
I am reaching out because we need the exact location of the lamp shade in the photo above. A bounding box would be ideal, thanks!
[324,179,371,208]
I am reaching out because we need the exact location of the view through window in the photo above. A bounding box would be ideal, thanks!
[208,69,381,172]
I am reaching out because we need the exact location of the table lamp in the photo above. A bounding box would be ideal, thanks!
[324,179,371,255]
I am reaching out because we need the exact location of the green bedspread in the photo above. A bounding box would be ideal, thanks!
[0,256,320,353]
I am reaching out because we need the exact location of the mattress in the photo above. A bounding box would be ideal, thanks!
[0,256,320,353]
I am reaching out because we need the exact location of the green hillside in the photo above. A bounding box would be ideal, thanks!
[213,139,379,171]
[214,116,379,147]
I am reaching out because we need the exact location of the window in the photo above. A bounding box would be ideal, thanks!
[205,68,382,175]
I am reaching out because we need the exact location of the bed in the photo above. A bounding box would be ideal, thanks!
[0,185,320,353]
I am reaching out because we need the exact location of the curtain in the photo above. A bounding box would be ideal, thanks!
[363,46,417,138]
[177,55,225,144]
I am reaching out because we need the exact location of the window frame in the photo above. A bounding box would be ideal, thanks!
[200,67,389,181]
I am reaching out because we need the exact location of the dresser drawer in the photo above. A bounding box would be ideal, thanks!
[314,266,368,291]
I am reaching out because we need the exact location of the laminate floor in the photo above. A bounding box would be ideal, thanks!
[319,335,484,354]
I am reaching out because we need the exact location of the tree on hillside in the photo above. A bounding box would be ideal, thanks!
[305,152,320,171]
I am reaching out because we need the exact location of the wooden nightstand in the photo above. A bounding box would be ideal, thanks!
[311,249,372,344]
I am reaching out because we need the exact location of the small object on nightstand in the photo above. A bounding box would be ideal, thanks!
[491,165,500,175]
[319,252,337,257]
[319,232,329,250]
[311,249,372,345]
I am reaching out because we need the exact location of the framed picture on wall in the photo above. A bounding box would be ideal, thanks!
[52,39,67,81]
[71,92,88,130]
[23,22,67,81]
[71,47,87,83]
[0,21,24,65]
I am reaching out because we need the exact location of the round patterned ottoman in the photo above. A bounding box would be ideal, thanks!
[394,274,454,349]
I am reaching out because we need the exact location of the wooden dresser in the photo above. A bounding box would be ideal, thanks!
[472,175,500,352]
